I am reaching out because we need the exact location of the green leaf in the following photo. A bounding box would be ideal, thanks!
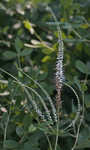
[86,112,90,122]
[23,20,34,34]
[23,115,32,131]
[24,143,33,150]
[23,131,42,150]
[41,56,51,63]
[24,142,40,150]
[75,60,88,74]
[15,38,23,52]
[76,128,90,149]
[38,72,48,80]
[28,124,37,133]
[85,95,90,108]
[3,51,16,60]
[16,126,24,137]
[23,20,32,31]
[4,140,19,149]
[28,131,43,145]
[76,138,90,149]
[42,48,54,55]
[73,76,81,91]
[80,83,87,92]
[86,62,90,74]
[18,71,23,78]
[19,49,32,56]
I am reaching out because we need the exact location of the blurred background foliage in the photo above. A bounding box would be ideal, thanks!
[0,0,90,150]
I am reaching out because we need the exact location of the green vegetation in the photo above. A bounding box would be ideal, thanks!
[0,0,90,150]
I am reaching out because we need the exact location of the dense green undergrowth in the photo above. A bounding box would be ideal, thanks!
[0,0,90,150]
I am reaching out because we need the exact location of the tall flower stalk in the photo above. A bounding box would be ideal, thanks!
[56,39,64,109]
[46,6,64,111]
[46,6,64,150]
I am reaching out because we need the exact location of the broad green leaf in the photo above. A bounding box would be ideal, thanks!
[80,83,87,92]
[18,71,23,78]
[75,60,87,74]
[15,38,23,52]
[16,126,24,137]
[24,143,34,150]
[85,95,90,108]
[38,72,48,80]
[76,128,90,149]
[23,20,32,31]
[23,115,32,130]
[28,131,43,145]
[28,124,37,133]
[42,48,54,55]
[4,140,19,149]
[86,112,90,122]
[86,62,90,74]
[1,112,8,122]
[76,138,90,149]
[19,49,32,56]
[3,51,16,60]
[73,76,81,90]
[23,20,34,34]
[80,24,89,29]
[41,56,51,63]
[24,131,42,150]
[24,142,40,150]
